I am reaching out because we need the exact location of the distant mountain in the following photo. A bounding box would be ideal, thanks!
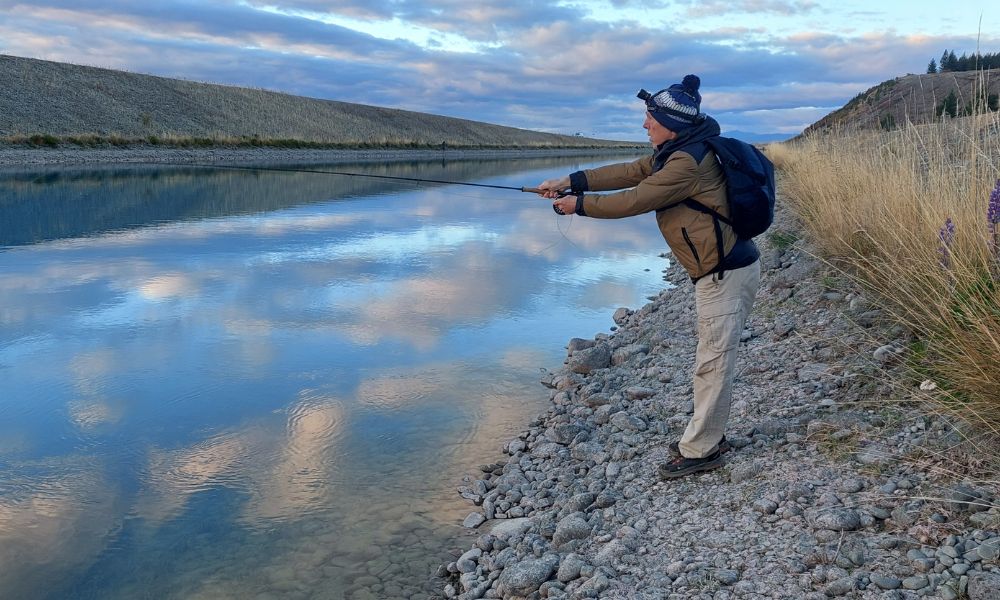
[0,54,638,149]
[804,69,1000,135]
[724,131,792,144]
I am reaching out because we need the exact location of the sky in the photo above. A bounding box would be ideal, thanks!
[1,0,998,141]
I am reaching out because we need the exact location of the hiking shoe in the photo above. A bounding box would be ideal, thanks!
[668,435,731,459]
[658,448,724,479]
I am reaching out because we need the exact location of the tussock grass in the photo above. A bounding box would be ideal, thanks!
[770,108,1000,449]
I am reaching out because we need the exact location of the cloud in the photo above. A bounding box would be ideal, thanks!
[675,0,818,16]
[2,1,999,140]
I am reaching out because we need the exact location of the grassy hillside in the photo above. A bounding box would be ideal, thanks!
[805,69,1000,134]
[0,54,637,149]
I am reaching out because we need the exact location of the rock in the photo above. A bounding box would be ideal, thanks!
[977,540,1000,561]
[583,392,611,408]
[612,307,632,325]
[873,344,903,363]
[626,386,656,400]
[547,424,583,445]
[571,442,608,463]
[611,412,647,432]
[557,553,585,583]
[968,571,1000,600]
[532,442,566,459]
[568,343,611,374]
[809,508,862,531]
[838,478,865,493]
[774,319,795,337]
[825,577,855,596]
[755,418,804,437]
[855,444,891,465]
[870,574,902,590]
[856,309,882,327]
[508,439,527,455]
[901,575,929,590]
[971,512,1000,529]
[595,490,620,508]
[552,514,591,549]
[948,484,988,512]
[593,539,628,567]
[490,517,532,539]
[729,460,761,484]
[463,512,486,529]
[715,570,740,586]
[496,556,559,597]
[612,343,650,365]
[753,499,779,515]
[797,363,831,382]
[456,548,482,573]
[577,572,611,596]
[568,338,596,353]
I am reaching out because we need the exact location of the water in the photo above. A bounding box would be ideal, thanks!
[0,154,667,599]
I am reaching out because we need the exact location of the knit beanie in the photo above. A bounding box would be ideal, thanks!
[642,74,702,131]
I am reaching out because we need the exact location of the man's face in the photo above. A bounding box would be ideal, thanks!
[643,111,677,146]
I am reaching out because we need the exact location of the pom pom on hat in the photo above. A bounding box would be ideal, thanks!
[645,74,703,131]
[682,74,700,95]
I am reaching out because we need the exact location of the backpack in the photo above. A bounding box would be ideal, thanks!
[683,136,776,240]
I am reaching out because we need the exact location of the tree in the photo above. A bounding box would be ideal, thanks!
[938,90,958,118]
[927,58,938,74]
[941,50,951,71]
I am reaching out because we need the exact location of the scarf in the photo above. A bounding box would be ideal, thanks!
[651,115,722,172]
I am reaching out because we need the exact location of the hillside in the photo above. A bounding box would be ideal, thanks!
[805,69,1000,134]
[0,55,634,149]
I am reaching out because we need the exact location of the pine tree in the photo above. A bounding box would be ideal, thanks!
[927,58,938,74]
[948,50,958,70]
[938,90,958,118]
[941,50,951,71]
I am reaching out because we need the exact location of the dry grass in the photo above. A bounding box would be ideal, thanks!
[767,106,1000,449]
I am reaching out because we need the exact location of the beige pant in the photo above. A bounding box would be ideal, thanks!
[679,261,761,458]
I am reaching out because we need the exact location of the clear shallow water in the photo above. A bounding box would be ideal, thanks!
[0,154,666,599]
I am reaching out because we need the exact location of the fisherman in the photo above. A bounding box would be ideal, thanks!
[536,75,761,479]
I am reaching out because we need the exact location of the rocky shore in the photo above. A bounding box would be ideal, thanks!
[439,202,1000,599]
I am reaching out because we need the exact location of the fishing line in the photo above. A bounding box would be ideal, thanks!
[149,160,581,252]
[148,161,552,194]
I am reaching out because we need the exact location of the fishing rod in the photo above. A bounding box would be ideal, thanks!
[152,161,555,195]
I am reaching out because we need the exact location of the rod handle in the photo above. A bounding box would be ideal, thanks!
[521,187,571,196]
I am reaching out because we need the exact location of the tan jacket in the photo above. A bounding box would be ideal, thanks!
[580,149,737,280]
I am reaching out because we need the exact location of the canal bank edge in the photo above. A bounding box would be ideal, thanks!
[0,146,645,168]
[436,196,1000,599]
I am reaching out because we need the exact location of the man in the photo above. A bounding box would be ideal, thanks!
[537,75,760,479]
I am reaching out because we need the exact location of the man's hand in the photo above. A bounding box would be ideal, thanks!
[537,176,570,199]
[551,195,577,216]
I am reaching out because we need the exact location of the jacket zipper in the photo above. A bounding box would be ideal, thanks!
[682,227,701,266]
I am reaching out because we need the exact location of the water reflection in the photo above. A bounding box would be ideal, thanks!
[0,153,669,599]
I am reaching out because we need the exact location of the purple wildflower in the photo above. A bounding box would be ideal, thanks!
[989,179,1000,244]
[990,179,1000,277]
[938,217,955,269]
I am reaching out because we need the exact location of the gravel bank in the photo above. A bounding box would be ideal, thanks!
[437,198,1000,600]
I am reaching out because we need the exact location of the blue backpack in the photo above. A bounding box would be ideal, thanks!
[684,136,776,240]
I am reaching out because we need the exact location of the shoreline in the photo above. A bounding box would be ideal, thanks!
[436,199,1000,599]
[0,145,646,169]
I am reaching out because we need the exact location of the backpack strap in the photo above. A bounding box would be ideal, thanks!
[683,199,729,280]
